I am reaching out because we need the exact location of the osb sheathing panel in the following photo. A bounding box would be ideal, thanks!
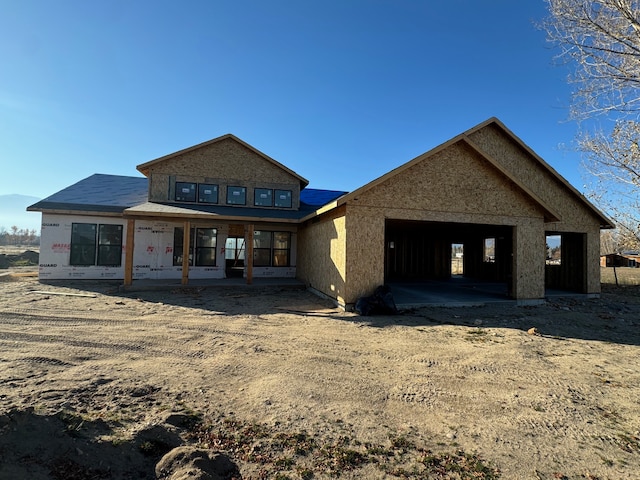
[353,142,546,221]
[467,125,604,295]
[297,208,347,305]
[344,207,385,303]
[342,141,562,301]
[513,219,546,299]
[146,138,300,205]
[467,125,603,231]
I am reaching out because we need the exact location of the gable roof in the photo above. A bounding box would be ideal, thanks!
[136,133,310,189]
[321,117,613,228]
[27,174,149,215]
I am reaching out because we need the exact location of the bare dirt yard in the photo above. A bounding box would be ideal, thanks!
[1,268,639,479]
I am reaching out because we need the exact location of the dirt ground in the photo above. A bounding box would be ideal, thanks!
[1,269,640,479]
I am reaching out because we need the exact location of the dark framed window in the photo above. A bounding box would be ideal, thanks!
[273,231,291,266]
[70,223,97,266]
[195,228,217,265]
[274,189,292,208]
[253,230,272,266]
[173,227,217,266]
[198,183,218,204]
[226,186,246,205]
[97,224,123,266]
[254,188,273,207]
[253,231,291,267]
[70,223,122,267]
[175,182,197,202]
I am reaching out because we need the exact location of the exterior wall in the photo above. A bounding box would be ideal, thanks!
[344,207,385,302]
[38,213,128,280]
[131,220,297,280]
[339,141,550,303]
[512,219,545,300]
[297,207,347,305]
[146,138,301,209]
[38,214,296,281]
[468,125,605,294]
[354,142,545,219]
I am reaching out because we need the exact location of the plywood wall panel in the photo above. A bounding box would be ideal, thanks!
[297,207,347,305]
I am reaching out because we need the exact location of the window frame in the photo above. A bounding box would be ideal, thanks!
[274,189,292,208]
[198,183,219,204]
[254,188,273,207]
[226,186,247,205]
[252,231,291,267]
[70,222,122,267]
[175,182,197,202]
[97,224,123,267]
[173,227,217,267]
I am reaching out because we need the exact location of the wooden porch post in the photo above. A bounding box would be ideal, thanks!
[124,218,135,286]
[181,220,191,285]
[246,224,254,285]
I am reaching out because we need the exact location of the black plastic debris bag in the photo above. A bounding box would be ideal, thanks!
[355,285,398,316]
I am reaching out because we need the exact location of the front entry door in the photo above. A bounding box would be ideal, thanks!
[225,236,245,278]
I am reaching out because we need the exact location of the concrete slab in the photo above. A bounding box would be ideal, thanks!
[388,278,513,308]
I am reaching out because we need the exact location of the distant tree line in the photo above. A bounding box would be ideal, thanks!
[0,226,40,246]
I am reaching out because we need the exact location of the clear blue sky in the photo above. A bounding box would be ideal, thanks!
[1,1,581,200]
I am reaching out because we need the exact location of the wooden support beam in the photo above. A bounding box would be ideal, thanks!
[124,219,135,286]
[182,221,191,285]
[246,224,254,285]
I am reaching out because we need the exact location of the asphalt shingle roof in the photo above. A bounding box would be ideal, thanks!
[27,174,346,220]
[28,174,149,213]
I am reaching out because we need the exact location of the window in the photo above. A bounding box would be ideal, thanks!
[70,223,97,266]
[254,188,273,207]
[483,238,495,263]
[173,227,217,266]
[546,235,561,265]
[253,231,291,267]
[98,224,124,266]
[175,182,197,202]
[198,184,218,204]
[273,232,291,266]
[70,223,122,267]
[274,189,292,208]
[253,230,272,266]
[195,228,217,265]
[226,186,246,205]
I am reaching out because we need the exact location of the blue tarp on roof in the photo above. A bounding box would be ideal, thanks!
[28,174,347,217]
[300,188,347,206]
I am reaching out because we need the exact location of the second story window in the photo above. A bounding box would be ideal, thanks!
[274,189,292,208]
[254,188,273,207]
[175,182,196,202]
[227,186,246,205]
[198,184,218,204]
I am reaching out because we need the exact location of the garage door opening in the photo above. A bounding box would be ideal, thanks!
[385,220,514,298]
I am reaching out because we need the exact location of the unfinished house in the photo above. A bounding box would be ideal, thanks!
[29,118,613,308]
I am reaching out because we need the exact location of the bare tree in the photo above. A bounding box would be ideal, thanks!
[543,0,640,250]
[544,0,640,117]
[580,120,640,249]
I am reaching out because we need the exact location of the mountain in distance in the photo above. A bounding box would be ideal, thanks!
[0,194,42,233]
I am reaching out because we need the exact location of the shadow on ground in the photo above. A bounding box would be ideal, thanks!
[31,278,640,347]
[0,408,239,480]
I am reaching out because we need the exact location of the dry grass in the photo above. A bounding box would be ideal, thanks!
[601,266,640,285]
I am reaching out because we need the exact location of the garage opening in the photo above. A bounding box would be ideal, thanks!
[385,220,513,297]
